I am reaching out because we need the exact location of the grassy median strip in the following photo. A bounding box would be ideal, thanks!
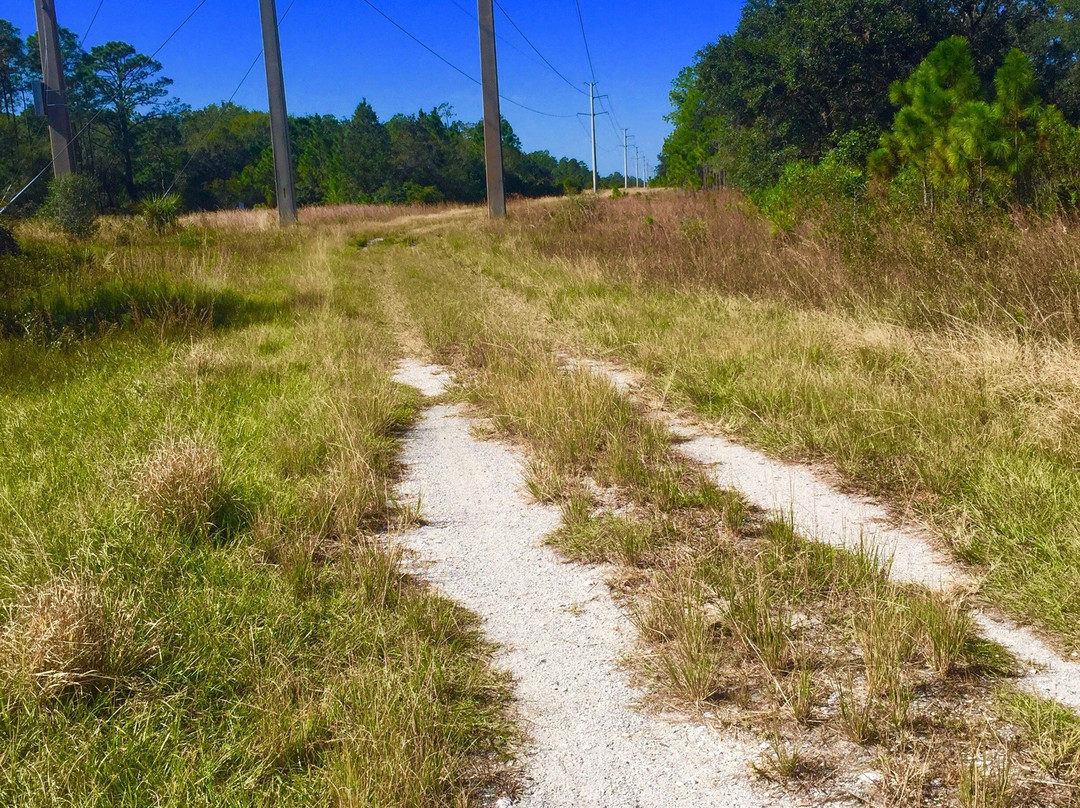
[0,211,513,807]
[374,214,1080,806]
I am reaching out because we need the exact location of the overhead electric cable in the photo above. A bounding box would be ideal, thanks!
[78,0,106,46]
[150,0,210,59]
[445,0,553,76]
[4,0,108,196]
[360,0,576,118]
[164,0,299,196]
[573,0,597,83]
[363,0,481,85]
[493,0,586,95]
[598,96,623,144]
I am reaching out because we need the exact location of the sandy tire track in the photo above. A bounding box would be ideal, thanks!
[579,358,1080,713]
[392,359,796,808]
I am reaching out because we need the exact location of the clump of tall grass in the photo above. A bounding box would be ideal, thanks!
[959,745,1014,808]
[0,575,146,697]
[997,690,1080,779]
[635,565,723,703]
[135,435,225,535]
[912,590,976,675]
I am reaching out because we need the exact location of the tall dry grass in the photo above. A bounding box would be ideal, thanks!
[0,575,147,696]
[514,192,1080,339]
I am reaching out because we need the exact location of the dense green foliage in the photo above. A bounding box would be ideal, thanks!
[872,37,1080,211]
[1,19,596,215]
[660,0,1080,218]
[43,173,99,239]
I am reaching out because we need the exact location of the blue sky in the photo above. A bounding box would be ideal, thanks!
[6,1,743,175]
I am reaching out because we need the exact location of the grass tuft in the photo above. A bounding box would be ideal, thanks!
[134,435,225,536]
[754,730,806,782]
[959,745,1014,808]
[913,589,976,675]
[997,690,1080,779]
[0,574,146,697]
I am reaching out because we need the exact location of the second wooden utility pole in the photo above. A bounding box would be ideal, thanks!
[34,0,74,177]
[477,0,505,218]
[622,129,629,190]
[259,0,297,225]
[589,82,598,194]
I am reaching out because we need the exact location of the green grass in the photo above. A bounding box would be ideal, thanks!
[0,213,514,807]
[539,283,1080,650]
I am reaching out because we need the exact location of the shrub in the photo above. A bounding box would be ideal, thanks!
[43,174,99,240]
[753,152,867,232]
[136,192,182,234]
[401,181,444,205]
[0,220,19,256]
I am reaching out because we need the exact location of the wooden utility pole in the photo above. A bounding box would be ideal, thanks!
[34,0,74,177]
[622,128,629,190]
[259,0,297,225]
[477,0,505,218]
[589,82,598,194]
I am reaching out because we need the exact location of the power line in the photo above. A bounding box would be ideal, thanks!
[164,0,299,197]
[574,0,596,84]
[150,0,210,60]
[360,0,576,119]
[599,93,623,134]
[445,0,552,78]
[78,0,106,47]
[571,1,632,173]
[493,0,586,95]
[597,96,623,145]
[2,0,214,214]
[362,0,476,85]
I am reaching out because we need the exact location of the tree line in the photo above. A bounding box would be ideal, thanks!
[659,0,1080,216]
[0,18,604,216]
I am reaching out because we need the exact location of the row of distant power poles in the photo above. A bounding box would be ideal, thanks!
[32,0,635,225]
[622,129,649,191]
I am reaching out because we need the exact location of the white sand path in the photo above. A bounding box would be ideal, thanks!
[584,359,1080,714]
[392,359,798,808]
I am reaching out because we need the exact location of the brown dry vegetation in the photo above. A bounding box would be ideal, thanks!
[0,574,148,697]
[520,192,1080,338]
[135,435,224,535]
